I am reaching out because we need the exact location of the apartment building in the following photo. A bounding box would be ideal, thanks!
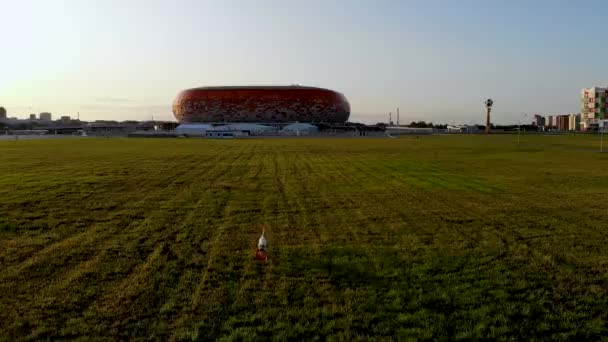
[581,86,608,130]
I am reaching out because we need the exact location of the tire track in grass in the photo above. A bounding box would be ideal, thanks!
[340,155,428,242]
[432,192,511,255]
[77,143,254,336]
[328,152,424,246]
[0,143,234,337]
[172,191,236,326]
[48,144,237,330]
[0,183,188,333]
[272,146,312,249]
[0,182,158,266]
[167,143,267,337]
[313,152,383,268]
[218,143,331,339]
[328,152,483,264]
[0,145,230,283]
[178,143,265,338]
[181,142,325,339]
[344,154,498,252]
[281,148,354,339]
[29,186,203,338]
[275,150,356,315]
[314,148,503,336]
[346,156,441,224]
[346,152,510,263]
[276,145,331,258]
[361,146,547,265]
[0,145,231,269]
[179,144,276,340]
[291,147,405,336]
[0,171,148,264]
[274,148,325,292]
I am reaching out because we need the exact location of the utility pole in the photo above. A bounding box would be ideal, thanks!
[389,112,392,126]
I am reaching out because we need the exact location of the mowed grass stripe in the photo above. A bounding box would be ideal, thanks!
[174,143,270,339]
[0,142,231,276]
[0,141,237,337]
[3,144,235,336]
[0,142,233,264]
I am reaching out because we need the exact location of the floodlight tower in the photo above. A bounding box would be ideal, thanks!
[485,98,494,134]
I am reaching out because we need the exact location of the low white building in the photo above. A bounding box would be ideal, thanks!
[447,126,462,133]
[175,123,277,136]
[175,124,213,136]
[281,123,318,135]
[213,123,276,134]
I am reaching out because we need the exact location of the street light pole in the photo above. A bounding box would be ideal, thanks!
[601,124,604,153]
[485,99,494,134]
[518,113,527,146]
[518,120,521,145]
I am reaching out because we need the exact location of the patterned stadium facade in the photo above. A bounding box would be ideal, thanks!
[172,86,350,123]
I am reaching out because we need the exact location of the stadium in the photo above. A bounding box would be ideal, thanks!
[172,85,351,136]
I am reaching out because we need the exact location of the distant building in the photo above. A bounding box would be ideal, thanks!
[0,107,6,120]
[39,112,52,121]
[29,114,37,120]
[556,115,570,131]
[581,87,608,130]
[60,116,71,124]
[546,115,554,129]
[568,114,581,131]
[533,114,545,127]
[446,125,463,133]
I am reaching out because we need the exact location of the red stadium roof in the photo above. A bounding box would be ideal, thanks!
[173,85,350,123]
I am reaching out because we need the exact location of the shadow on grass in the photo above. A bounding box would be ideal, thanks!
[259,246,608,340]
[278,247,399,287]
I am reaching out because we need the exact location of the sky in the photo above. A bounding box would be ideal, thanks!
[1,0,608,124]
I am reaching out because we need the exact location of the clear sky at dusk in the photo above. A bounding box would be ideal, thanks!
[2,0,608,124]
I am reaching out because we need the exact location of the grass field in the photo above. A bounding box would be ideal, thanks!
[1,135,608,340]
